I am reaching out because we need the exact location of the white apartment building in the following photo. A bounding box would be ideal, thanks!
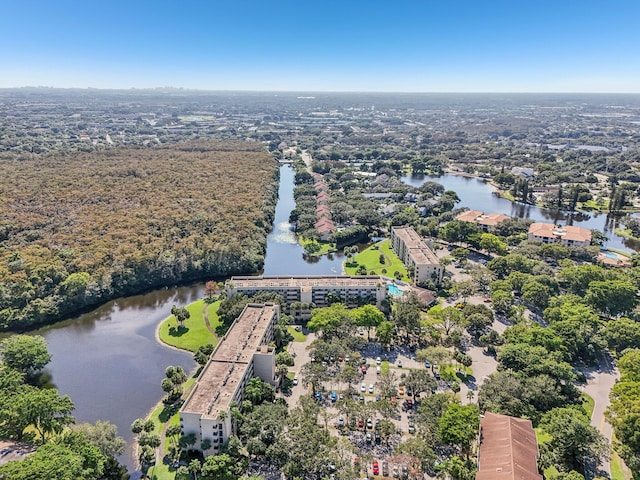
[390,226,444,284]
[527,222,591,247]
[226,275,387,310]
[179,303,279,455]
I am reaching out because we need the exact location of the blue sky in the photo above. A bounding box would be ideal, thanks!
[1,0,639,92]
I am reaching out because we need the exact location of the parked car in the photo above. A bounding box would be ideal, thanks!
[366,418,373,429]
[397,360,402,368]
[331,391,337,402]
[382,461,388,476]
[368,384,374,393]
[373,461,379,475]
[376,366,381,374]
[293,376,298,385]
[398,386,405,396]
[376,356,381,365]
[358,418,364,428]
[424,360,431,369]
[337,415,344,427]
[361,383,367,392]
[392,466,399,478]
[366,432,372,443]
[408,422,415,434]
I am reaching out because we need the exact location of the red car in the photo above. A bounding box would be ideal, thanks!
[373,461,379,475]
[358,419,364,428]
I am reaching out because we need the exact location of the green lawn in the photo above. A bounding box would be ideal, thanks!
[381,360,390,375]
[611,450,631,480]
[580,199,609,212]
[287,326,307,342]
[615,228,640,242]
[344,240,409,281]
[300,236,337,255]
[582,392,595,419]
[158,300,220,352]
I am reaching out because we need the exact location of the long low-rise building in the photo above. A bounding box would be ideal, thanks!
[456,210,510,231]
[390,226,443,284]
[527,222,591,247]
[180,303,279,455]
[226,275,387,310]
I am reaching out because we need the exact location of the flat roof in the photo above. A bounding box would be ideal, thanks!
[229,275,383,288]
[392,226,440,264]
[182,303,277,418]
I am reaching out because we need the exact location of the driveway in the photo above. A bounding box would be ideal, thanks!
[582,353,619,479]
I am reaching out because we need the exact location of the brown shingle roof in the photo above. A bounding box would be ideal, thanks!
[476,412,542,480]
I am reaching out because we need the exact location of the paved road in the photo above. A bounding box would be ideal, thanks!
[582,354,619,479]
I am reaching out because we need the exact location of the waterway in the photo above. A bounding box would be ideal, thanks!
[401,173,640,252]
[28,164,340,475]
[18,166,638,476]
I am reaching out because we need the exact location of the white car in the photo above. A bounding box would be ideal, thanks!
[376,366,381,374]
[376,356,381,365]
[368,384,374,393]
[361,383,367,392]
[293,376,298,385]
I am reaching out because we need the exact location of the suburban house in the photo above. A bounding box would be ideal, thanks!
[476,412,542,480]
[456,210,510,232]
[527,222,591,247]
[511,166,535,179]
[180,303,279,455]
[390,226,444,285]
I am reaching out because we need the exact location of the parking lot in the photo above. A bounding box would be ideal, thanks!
[285,332,442,479]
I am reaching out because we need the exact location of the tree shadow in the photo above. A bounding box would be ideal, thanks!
[159,404,180,423]
[168,325,189,337]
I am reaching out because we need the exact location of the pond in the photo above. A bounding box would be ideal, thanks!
[28,164,343,475]
[401,173,640,253]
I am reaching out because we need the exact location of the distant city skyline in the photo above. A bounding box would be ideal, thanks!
[1,0,639,93]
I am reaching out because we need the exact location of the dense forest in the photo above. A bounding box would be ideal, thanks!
[0,141,279,331]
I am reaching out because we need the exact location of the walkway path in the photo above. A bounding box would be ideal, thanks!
[202,303,219,340]
[582,353,619,479]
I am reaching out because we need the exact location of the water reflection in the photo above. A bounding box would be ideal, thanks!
[401,173,637,253]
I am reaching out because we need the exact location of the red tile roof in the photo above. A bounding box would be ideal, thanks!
[476,412,542,480]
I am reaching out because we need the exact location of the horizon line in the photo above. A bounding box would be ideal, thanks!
[1,86,640,95]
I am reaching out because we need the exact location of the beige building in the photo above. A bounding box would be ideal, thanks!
[456,210,510,232]
[179,303,279,455]
[527,222,591,247]
[226,276,386,317]
[390,226,443,284]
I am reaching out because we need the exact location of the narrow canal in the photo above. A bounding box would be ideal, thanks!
[18,166,639,476]
[31,164,339,474]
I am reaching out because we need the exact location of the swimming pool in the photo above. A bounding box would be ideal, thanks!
[387,284,403,296]
[604,251,618,259]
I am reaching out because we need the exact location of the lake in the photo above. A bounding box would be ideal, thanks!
[20,166,638,476]
[30,164,341,475]
[401,173,640,252]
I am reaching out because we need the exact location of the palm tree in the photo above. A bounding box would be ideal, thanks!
[189,459,201,480]
[244,377,265,405]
